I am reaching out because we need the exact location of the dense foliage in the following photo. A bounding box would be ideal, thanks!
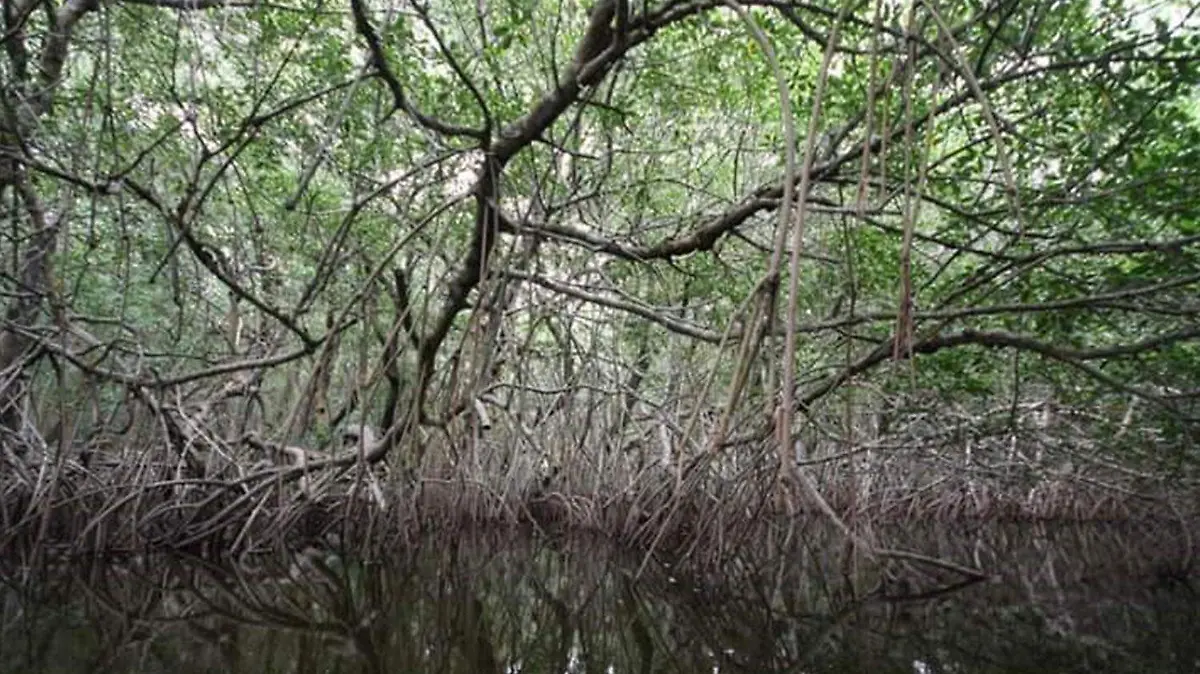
[1,0,1198,548]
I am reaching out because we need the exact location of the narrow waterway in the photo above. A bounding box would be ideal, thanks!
[1,522,1196,673]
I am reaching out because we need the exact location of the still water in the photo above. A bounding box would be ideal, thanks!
[1,522,1196,673]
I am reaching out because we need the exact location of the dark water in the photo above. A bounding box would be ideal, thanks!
[1,522,1197,673]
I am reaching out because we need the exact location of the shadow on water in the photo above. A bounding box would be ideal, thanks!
[1,522,1197,673]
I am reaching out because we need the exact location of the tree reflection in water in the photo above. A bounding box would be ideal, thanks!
[1,522,1196,673]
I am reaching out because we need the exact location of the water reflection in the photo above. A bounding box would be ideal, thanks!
[1,523,1196,673]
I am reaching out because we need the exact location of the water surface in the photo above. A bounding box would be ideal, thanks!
[1,522,1196,673]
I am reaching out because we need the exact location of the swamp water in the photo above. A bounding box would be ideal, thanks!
[1,522,1196,673]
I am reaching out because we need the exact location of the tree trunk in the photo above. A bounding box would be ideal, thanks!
[0,184,59,436]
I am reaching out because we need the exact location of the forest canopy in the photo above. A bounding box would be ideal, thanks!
[1,0,1198,551]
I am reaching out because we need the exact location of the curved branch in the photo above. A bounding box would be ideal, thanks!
[35,0,96,114]
[800,326,1200,413]
[504,270,723,343]
[349,0,487,140]
[412,2,493,141]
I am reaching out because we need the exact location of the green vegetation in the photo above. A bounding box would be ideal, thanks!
[0,0,1197,559]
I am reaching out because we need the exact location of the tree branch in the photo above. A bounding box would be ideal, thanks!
[348,0,486,140]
